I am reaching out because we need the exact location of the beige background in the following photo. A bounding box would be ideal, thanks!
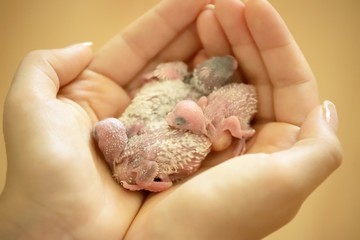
[0,0,359,239]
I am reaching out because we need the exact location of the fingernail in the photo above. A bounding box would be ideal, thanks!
[322,100,338,131]
[204,4,215,10]
[66,41,93,48]
[78,41,93,47]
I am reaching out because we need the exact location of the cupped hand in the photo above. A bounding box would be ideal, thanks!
[124,0,343,239]
[0,0,343,240]
[0,0,213,239]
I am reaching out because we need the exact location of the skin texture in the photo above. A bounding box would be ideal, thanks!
[93,56,237,191]
[167,82,257,154]
[0,0,342,239]
[95,119,211,192]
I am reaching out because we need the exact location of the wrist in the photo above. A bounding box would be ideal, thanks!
[0,188,35,239]
[0,188,71,240]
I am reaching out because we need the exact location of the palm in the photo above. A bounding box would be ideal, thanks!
[4,69,145,238]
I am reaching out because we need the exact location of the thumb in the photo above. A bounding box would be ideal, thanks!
[275,101,343,195]
[7,42,93,102]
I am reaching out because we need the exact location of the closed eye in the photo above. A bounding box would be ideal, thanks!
[175,117,187,126]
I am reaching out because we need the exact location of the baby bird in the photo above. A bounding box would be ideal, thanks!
[94,119,211,192]
[167,83,257,155]
[93,56,240,191]
[118,56,237,136]
[191,55,238,94]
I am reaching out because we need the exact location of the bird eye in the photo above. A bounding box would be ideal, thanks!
[175,117,187,126]
[93,128,98,140]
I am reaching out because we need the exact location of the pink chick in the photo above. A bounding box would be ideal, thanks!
[167,83,257,155]
[94,120,211,192]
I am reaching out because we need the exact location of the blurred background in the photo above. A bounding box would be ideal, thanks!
[0,0,359,239]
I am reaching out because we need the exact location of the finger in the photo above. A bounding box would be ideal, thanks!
[162,102,342,239]
[8,43,93,102]
[89,0,213,86]
[152,23,201,62]
[124,22,202,92]
[272,101,342,196]
[245,0,319,125]
[215,0,274,121]
[197,5,232,56]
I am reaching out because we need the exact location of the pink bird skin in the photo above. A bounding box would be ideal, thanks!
[167,83,257,155]
[93,56,257,192]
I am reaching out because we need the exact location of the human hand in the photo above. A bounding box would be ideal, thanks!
[0,0,343,240]
[0,0,214,239]
[123,0,343,239]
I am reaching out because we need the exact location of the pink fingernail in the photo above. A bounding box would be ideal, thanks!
[322,100,338,131]
[204,4,215,10]
[66,41,93,48]
[77,41,93,47]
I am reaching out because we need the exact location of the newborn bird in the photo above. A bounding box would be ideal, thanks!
[119,56,237,136]
[93,55,239,191]
[94,119,211,192]
[191,56,238,94]
[167,83,257,155]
